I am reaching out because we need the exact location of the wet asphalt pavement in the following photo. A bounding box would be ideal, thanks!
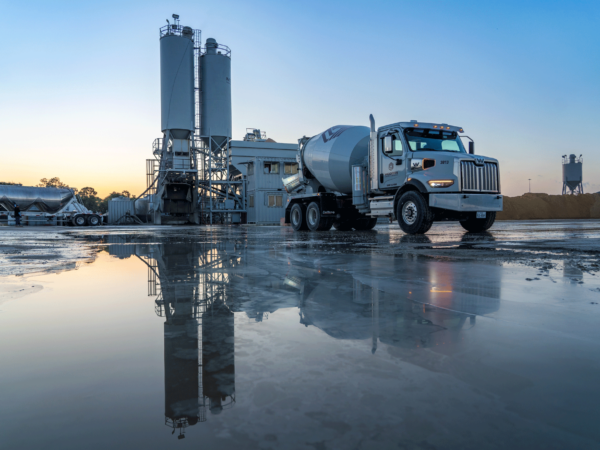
[1,220,599,449]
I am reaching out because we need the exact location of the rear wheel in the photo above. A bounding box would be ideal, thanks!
[87,215,100,226]
[306,202,333,231]
[460,212,496,232]
[352,217,378,230]
[73,214,86,227]
[396,191,434,235]
[290,203,308,231]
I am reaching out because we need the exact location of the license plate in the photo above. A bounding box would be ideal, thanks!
[476,212,486,219]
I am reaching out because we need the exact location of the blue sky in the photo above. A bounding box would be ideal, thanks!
[1,0,598,196]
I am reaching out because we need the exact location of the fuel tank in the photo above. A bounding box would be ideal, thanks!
[303,125,369,194]
[0,186,74,213]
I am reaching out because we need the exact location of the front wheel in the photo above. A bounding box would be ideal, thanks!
[460,212,496,232]
[306,202,333,231]
[290,203,308,231]
[396,191,434,234]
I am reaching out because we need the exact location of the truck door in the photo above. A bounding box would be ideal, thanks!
[378,132,406,190]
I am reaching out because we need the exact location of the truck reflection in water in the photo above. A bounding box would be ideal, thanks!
[284,252,501,355]
[106,235,504,438]
[134,242,239,439]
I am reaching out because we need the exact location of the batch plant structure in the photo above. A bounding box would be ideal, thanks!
[144,15,297,226]
[146,15,238,225]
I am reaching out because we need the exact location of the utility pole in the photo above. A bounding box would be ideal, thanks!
[528,179,531,193]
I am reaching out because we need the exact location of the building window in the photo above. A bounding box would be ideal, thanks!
[263,162,279,174]
[284,163,299,174]
[267,194,283,207]
[248,163,254,175]
[249,195,254,207]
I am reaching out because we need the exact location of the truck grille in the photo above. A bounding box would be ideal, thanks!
[460,161,499,192]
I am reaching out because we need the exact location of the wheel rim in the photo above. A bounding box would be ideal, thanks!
[292,209,300,226]
[402,201,418,225]
[76,217,85,225]
[308,208,318,226]
[90,217,98,225]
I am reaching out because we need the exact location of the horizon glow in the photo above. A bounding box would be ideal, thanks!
[1,0,598,197]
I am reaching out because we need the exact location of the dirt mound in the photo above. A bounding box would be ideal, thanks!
[497,193,600,220]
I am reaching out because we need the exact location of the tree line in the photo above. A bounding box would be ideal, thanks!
[0,178,134,214]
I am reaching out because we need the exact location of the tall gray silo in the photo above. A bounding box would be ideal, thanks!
[151,16,200,225]
[200,38,232,150]
[160,26,195,139]
[562,154,583,195]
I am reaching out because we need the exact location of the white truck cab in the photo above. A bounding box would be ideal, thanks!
[366,118,502,233]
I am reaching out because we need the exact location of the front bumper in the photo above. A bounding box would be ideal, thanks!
[429,193,503,212]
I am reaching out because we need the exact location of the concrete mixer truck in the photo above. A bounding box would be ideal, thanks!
[283,116,502,234]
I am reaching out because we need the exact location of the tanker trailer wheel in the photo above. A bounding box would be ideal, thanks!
[352,217,378,231]
[306,202,333,231]
[460,212,496,233]
[73,214,87,227]
[396,191,434,235]
[290,203,308,231]
[87,215,100,226]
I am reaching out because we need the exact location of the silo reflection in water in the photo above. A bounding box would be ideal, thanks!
[137,242,238,438]
[202,301,235,414]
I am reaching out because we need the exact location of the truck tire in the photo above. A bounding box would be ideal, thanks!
[396,191,434,235]
[306,202,333,231]
[290,203,308,231]
[87,215,100,226]
[460,212,496,233]
[73,214,87,227]
[352,217,377,230]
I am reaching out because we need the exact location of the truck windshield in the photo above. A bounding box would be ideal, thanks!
[404,129,466,153]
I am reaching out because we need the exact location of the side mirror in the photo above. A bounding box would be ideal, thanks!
[384,136,392,154]
[468,141,475,154]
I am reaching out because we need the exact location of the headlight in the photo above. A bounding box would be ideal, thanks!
[428,180,454,188]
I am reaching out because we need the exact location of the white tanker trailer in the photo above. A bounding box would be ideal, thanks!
[283,115,503,234]
[0,186,101,226]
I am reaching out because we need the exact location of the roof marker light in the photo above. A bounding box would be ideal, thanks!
[414,124,418,127]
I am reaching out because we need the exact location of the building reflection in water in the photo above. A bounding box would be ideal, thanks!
[106,235,504,437]
[135,242,239,439]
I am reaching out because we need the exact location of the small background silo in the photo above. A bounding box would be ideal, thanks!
[562,154,583,195]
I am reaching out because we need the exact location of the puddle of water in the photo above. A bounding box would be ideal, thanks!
[0,234,599,449]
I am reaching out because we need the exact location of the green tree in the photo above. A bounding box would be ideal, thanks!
[78,187,100,212]
[37,177,78,194]
[0,182,22,185]
[121,190,136,199]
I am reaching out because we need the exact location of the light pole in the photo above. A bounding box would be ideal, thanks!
[528,179,531,193]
